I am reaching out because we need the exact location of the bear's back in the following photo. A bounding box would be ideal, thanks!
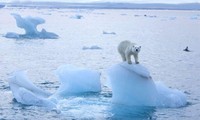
[118,40,135,53]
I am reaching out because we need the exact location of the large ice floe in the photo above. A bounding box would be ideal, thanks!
[8,65,101,109]
[5,13,58,39]
[107,62,187,108]
[8,63,186,110]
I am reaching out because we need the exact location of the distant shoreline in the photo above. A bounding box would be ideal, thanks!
[2,2,200,10]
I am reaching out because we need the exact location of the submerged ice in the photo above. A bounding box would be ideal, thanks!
[107,62,187,108]
[5,13,58,39]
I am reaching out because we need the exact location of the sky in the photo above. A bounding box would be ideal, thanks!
[1,0,200,4]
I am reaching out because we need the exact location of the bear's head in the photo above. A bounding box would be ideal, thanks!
[132,46,141,54]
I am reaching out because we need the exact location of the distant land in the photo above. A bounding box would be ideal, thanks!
[2,2,200,10]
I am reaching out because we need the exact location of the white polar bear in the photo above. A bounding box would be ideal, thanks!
[118,40,141,64]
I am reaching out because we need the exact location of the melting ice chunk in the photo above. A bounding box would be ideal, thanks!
[8,71,56,108]
[55,64,101,96]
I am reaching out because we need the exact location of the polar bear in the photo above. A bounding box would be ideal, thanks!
[118,40,141,64]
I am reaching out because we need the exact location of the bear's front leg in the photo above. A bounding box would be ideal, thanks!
[120,53,126,61]
[128,61,132,64]
[134,54,139,64]
[126,54,132,64]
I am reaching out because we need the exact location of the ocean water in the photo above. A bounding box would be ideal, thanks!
[0,6,200,119]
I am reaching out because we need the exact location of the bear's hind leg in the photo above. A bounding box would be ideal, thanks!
[120,53,126,61]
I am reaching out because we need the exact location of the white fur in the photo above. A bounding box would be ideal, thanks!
[118,40,141,64]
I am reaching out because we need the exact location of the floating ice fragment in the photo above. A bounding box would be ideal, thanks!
[5,13,58,39]
[190,16,199,20]
[5,32,20,39]
[169,17,176,20]
[82,45,102,50]
[103,31,116,35]
[8,71,56,108]
[70,15,83,19]
[55,64,101,96]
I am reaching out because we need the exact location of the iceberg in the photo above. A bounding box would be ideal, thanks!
[107,62,187,108]
[5,13,58,39]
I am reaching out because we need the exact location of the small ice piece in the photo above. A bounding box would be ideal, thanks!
[82,45,102,50]
[9,71,51,97]
[190,16,199,20]
[103,31,116,35]
[169,17,176,20]
[39,28,59,39]
[5,32,20,39]
[55,64,101,96]
[8,71,56,108]
[70,15,83,19]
